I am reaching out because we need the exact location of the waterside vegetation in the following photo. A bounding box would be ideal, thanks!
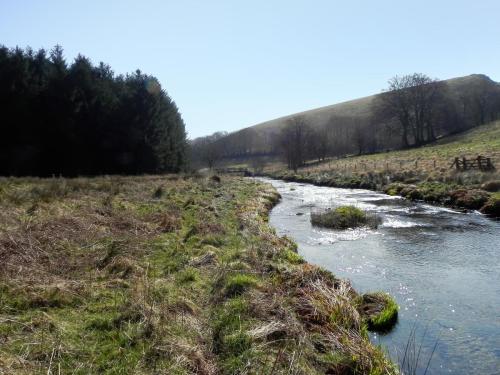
[358,293,399,333]
[0,175,397,374]
[311,206,381,230]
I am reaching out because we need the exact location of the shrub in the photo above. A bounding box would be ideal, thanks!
[385,183,405,196]
[449,189,490,209]
[311,205,381,229]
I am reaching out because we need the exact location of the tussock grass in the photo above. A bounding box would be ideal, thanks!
[311,205,381,229]
[358,292,399,332]
[223,274,259,297]
[282,249,305,264]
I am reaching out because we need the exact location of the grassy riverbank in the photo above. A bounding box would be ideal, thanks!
[0,176,395,374]
[262,121,500,217]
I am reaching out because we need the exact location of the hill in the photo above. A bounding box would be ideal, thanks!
[250,74,497,138]
[252,93,374,133]
[192,74,500,167]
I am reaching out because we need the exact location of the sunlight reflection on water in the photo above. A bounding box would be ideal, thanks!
[259,177,500,375]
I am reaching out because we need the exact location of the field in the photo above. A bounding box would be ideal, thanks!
[271,120,500,178]
[0,175,394,374]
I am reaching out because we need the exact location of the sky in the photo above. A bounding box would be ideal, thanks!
[1,1,500,138]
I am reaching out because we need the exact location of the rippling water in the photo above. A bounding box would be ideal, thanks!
[259,178,500,375]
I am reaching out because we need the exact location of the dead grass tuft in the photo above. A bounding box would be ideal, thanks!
[105,256,144,278]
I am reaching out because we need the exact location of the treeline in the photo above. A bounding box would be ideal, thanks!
[0,45,187,176]
[191,117,375,171]
[191,73,500,170]
[373,73,500,148]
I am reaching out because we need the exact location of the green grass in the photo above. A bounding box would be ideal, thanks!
[371,298,399,331]
[175,267,199,284]
[263,120,500,186]
[359,292,399,332]
[311,205,381,229]
[282,249,305,264]
[223,274,259,297]
[0,175,396,374]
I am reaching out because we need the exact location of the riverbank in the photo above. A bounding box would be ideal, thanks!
[0,175,395,374]
[260,170,500,218]
[263,177,500,375]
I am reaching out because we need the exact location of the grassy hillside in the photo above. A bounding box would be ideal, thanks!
[264,120,500,216]
[193,73,499,168]
[0,176,395,374]
[244,74,495,138]
[252,95,374,133]
[296,120,500,175]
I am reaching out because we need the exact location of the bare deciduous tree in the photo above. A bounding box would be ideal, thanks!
[373,73,446,148]
[460,77,500,126]
[352,121,367,155]
[307,125,330,162]
[190,131,227,169]
[279,116,309,172]
[250,157,267,174]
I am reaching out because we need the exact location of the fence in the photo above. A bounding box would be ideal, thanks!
[302,154,498,174]
[450,156,495,171]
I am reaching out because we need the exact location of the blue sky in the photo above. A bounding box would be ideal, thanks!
[1,1,500,138]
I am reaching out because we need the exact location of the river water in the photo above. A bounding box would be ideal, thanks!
[258,178,500,375]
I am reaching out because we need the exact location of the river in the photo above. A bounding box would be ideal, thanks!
[258,178,500,375]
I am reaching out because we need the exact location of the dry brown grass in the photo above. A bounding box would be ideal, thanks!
[0,175,395,374]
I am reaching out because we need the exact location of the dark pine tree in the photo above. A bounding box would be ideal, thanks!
[0,45,187,176]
